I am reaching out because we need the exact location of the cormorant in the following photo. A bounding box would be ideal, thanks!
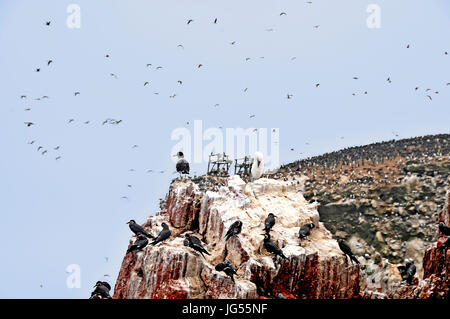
[438,222,450,236]
[215,260,237,283]
[397,260,416,284]
[127,235,149,253]
[337,239,360,264]
[92,281,112,299]
[151,222,171,245]
[174,151,190,177]
[298,223,315,244]
[263,213,276,233]
[224,220,243,241]
[126,220,154,239]
[263,233,287,259]
[184,233,210,258]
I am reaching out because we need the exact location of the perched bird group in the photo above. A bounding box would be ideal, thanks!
[90,281,112,299]
[125,219,172,254]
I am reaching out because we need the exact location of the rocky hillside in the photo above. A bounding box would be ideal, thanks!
[113,134,449,299]
[114,176,360,299]
[273,134,450,276]
[363,190,449,298]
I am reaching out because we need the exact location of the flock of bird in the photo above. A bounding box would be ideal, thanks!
[18,7,448,297]
[89,146,450,298]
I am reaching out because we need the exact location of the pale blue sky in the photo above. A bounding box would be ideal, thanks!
[0,0,449,298]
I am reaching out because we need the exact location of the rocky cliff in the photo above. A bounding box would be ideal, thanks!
[113,176,361,299]
[276,134,450,277]
[383,190,449,298]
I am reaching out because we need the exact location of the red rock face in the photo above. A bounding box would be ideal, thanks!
[113,176,448,300]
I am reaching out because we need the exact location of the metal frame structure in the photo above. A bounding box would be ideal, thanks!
[207,152,233,177]
[234,156,253,178]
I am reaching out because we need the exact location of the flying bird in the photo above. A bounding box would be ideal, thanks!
[24,122,34,127]
[280,12,287,16]
[74,92,80,96]
[213,18,218,24]
[187,19,193,24]
[47,60,53,65]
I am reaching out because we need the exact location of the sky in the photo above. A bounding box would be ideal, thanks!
[0,0,449,298]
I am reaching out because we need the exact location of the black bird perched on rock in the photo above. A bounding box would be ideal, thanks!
[174,151,189,177]
[263,233,287,259]
[126,219,155,239]
[151,222,171,245]
[225,220,242,241]
[184,233,210,258]
[298,223,315,244]
[397,260,416,284]
[338,239,360,264]
[92,281,111,299]
[127,235,148,253]
[263,213,276,233]
[438,222,450,236]
[215,260,236,283]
